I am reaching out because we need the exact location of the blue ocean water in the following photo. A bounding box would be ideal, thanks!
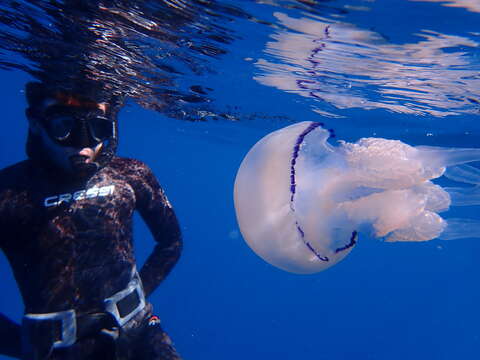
[1,1,480,359]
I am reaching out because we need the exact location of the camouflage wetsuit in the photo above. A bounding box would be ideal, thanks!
[0,156,182,360]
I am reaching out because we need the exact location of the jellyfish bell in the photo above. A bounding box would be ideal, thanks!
[233,121,480,274]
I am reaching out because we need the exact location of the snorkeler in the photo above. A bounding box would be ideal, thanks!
[0,82,183,360]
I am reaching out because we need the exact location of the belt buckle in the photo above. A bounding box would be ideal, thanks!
[23,309,77,349]
[104,275,146,327]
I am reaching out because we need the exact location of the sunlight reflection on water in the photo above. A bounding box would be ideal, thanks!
[255,10,480,117]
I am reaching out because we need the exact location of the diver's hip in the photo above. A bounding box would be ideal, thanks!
[21,267,148,360]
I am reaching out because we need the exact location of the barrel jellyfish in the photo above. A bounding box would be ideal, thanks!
[233,121,480,274]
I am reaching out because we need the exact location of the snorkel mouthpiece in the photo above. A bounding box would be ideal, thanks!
[69,154,99,174]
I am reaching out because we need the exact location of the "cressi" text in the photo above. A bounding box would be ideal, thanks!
[44,185,115,207]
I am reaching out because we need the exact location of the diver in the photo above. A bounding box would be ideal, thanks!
[0,82,183,360]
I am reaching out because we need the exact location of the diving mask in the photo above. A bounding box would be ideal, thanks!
[41,105,115,148]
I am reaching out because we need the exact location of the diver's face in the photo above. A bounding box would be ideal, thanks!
[29,99,112,173]
[36,128,104,171]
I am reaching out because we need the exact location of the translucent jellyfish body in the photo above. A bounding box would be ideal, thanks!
[233,121,480,274]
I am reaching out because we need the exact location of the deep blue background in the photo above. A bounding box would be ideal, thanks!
[2,1,480,359]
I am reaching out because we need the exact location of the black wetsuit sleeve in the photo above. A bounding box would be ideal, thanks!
[132,162,182,298]
[0,314,22,359]
[0,247,22,359]
[0,173,21,358]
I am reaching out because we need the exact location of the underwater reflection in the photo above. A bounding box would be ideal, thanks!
[255,12,480,117]
[411,0,480,13]
[0,0,249,118]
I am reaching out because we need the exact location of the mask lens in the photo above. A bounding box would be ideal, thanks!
[88,116,114,142]
[46,115,75,141]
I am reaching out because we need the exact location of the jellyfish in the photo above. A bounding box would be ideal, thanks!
[233,121,480,274]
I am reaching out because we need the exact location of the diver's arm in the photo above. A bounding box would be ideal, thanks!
[0,313,22,358]
[0,185,21,357]
[133,162,182,298]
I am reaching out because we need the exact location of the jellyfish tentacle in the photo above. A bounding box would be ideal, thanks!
[437,218,480,240]
[445,186,480,206]
[416,146,480,167]
[444,164,480,184]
